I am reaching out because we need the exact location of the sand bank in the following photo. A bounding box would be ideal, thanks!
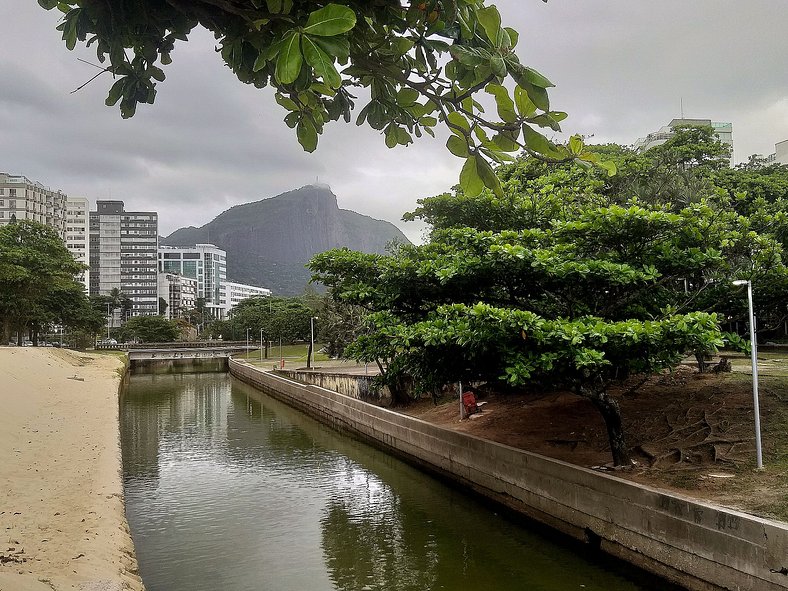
[0,347,143,591]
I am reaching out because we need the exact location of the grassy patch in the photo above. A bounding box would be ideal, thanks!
[236,343,331,364]
[92,349,129,376]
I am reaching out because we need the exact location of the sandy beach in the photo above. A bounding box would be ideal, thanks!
[0,347,143,591]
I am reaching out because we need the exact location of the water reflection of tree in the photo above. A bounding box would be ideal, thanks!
[321,461,439,591]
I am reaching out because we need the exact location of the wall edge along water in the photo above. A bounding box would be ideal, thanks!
[228,358,788,591]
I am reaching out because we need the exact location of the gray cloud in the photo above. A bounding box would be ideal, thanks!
[1,2,786,244]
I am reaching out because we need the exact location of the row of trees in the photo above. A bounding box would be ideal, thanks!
[0,220,191,346]
[311,127,788,466]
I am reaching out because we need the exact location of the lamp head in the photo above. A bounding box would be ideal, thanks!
[732,280,749,286]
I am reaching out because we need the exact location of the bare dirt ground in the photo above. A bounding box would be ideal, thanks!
[402,360,788,523]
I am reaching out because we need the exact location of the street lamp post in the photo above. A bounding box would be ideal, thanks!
[106,303,111,341]
[308,316,318,369]
[260,328,264,363]
[733,279,764,469]
[246,328,251,356]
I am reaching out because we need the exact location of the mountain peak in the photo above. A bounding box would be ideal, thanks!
[162,186,410,295]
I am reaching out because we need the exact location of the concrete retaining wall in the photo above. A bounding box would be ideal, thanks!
[229,359,788,591]
[130,357,227,374]
[275,369,390,403]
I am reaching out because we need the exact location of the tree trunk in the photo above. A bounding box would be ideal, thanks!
[388,374,410,407]
[580,385,631,466]
[375,359,410,407]
[694,350,708,373]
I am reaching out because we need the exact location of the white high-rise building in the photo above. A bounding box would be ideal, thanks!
[0,172,67,236]
[65,196,90,292]
[158,244,228,319]
[633,118,734,164]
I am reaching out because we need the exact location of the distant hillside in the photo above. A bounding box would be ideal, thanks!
[162,185,410,295]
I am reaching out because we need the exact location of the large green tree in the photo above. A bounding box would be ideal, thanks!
[118,315,181,342]
[38,0,614,195]
[0,220,92,345]
[311,133,788,465]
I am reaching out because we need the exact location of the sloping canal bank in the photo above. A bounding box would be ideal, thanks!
[0,347,143,591]
[230,359,788,591]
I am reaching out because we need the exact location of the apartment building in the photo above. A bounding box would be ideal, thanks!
[0,172,67,236]
[65,196,90,291]
[158,272,198,320]
[90,200,158,318]
[158,244,228,319]
[223,281,272,312]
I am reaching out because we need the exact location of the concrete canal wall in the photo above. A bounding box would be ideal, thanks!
[275,369,391,404]
[229,359,788,591]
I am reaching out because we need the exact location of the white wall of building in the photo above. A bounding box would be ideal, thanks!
[65,196,90,292]
[223,281,272,312]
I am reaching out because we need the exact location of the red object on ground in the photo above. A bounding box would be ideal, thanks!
[462,391,478,416]
[280,359,285,369]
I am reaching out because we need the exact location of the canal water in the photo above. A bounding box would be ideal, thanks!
[121,373,666,591]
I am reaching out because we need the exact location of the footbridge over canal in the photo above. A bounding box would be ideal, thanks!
[97,342,253,373]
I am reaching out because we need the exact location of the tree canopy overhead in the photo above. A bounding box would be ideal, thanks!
[38,0,612,195]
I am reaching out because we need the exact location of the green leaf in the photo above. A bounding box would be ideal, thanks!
[475,155,503,197]
[303,4,357,36]
[446,135,469,158]
[396,88,420,107]
[514,86,537,117]
[523,82,550,111]
[491,131,519,152]
[523,67,554,88]
[275,93,299,111]
[297,117,318,152]
[598,160,618,176]
[393,37,415,56]
[568,134,583,155]
[148,66,165,82]
[265,0,293,13]
[396,127,412,146]
[522,125,554,155]
[446,111,470,137]
[485,83,517,123]
[38,0,58,9]
[476,6,502,47]
[302,35,341,88]
[284,112,299,128]
[460,156,485,197]
[504,27,519,49]
[385,125,398,149]
[105,77,126,107]
[275,32,303,84]
[312,35,350,63]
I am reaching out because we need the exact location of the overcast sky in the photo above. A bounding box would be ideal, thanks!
[1,2,786,242]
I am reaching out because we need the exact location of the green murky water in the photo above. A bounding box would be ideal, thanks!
[121,373,668,591]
